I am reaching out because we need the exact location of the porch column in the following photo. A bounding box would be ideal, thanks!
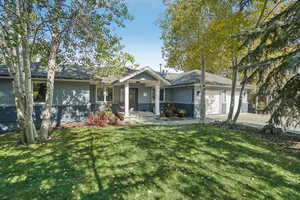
[155,84,160,116]
[125,82,129,117]
[103,87,107,103]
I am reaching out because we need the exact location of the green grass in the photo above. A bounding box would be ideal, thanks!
[1,125,300,200]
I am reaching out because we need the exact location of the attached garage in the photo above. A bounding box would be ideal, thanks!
[164,70,252,118]
[206,90,221,114]
[194,87,222,117]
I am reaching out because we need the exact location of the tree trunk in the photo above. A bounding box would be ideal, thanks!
[40,30,59,139]
[1,0,37,144]
[200,52,206,123]
[11,63,27,142]
[232,0,268,123]
[3,34,29,143]
[22,19,37,143]
[17,0,36,144]
[227,57,238,122]
[233,70,247,123]
[39,67,56,139]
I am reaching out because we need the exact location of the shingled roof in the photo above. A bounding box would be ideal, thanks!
[164,70,239,87]
[0,64,251,88]
[0,63,92,80]
[0,63,137,83]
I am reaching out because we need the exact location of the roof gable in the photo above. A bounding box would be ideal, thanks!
[133,72,157,81]
[119,67,170,85]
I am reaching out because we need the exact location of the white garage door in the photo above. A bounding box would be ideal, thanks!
[194,88,221,117]
[206,90,220,114]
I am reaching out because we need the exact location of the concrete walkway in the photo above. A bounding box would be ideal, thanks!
[124,112,205,126]
[127,112,300,134]
[207,113,300,134]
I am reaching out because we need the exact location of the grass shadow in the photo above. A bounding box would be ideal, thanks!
[0,124,300,199]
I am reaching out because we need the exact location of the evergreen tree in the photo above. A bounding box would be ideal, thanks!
[240,0,300,129]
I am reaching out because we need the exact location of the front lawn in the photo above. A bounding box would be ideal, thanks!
[1,125,300,200]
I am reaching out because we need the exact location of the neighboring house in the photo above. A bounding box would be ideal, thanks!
[0,64,252,133]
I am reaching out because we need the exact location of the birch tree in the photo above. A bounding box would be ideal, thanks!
[33,0,131,139]
[0,0,39,144]
[0,0,132,143]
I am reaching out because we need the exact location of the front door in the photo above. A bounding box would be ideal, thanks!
[129,88,138,111]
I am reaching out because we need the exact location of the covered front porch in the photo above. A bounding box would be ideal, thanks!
[91,67,170,118]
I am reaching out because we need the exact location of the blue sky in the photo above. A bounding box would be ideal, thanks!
[116,0,167,71]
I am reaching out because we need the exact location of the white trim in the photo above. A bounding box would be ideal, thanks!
[119,67,170,86]
[155,84,160,115]
[34,102,46,105]
[104,87,107,103]
[124,82,129,117]
[162,83,254,90]
[112,87,115,104]
[194,83,255,90]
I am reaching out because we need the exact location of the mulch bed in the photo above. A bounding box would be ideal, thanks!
[210,121,300,153]
[53,122,91,129]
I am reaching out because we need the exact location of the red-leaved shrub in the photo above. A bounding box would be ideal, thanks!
[87,112,109,126]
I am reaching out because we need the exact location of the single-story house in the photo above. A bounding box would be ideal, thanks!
[0,63,252,133]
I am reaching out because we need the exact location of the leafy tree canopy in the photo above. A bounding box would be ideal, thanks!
[159,0,255,74]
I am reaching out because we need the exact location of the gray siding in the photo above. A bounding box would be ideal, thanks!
[0,80,91,133]
[165,88,173,102]
[170,87,194,104]
[138,87,151,104]
[0,80,90,106]
[0,79,14,105]
[53,81,90,105]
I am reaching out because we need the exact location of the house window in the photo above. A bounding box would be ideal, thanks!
[97,87,105,101]
[151,88,155,102]
[33,82,46,103]
[160,89,165,101]
[97,87,113,102]
[106,88,113,101]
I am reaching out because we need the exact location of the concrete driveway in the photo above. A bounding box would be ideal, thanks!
[208,113,300,134]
